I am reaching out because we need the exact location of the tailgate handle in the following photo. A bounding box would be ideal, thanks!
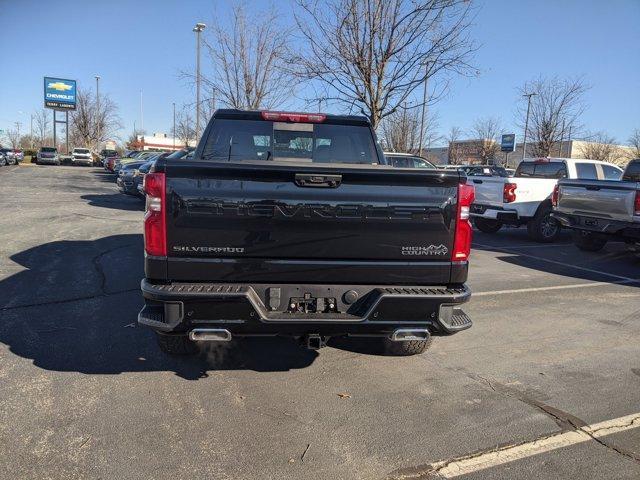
[295,173,342,188]
[585,185,600,191]
[472,179,483,184]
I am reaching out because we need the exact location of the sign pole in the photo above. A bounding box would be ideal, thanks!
[65,111,69,154]
[53,110,57,149]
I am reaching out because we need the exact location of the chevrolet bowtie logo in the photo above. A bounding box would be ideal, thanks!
[48,82,73,92]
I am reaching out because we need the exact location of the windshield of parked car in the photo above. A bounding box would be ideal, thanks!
[202,119,379,164]
[74,149,90,154]
[41,147,57,153]
[166,149,191,160]
[515,161,567,178]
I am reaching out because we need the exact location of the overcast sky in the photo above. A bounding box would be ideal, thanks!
[1,0,638,145]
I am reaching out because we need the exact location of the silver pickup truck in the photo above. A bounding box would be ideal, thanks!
[552,159,640,252]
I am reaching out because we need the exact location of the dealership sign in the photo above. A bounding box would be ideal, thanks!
[501,133,516,152]
[44,77,77,110]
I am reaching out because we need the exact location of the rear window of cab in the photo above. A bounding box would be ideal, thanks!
[515,161,567,178]
[200,119,379,165]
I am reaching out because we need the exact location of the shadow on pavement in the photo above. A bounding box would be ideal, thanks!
[82,193,144,211]
[473,230,640,285]
[0,234,317,379]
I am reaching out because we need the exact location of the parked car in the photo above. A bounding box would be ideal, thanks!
[468,157,623,242]
[13,149,24,163]
[116,161,147,194]
[0,148,17,165]
[0,151,7,166]
[138,109,474,357]
[552,159,639,253]
[36,146,60,165]
[384,152,436,169]
[114,152,167,175]
[134,160,156,197]
[71,147,93,166]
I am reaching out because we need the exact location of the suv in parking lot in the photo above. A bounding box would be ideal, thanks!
[71,148,93,166]
[36,147,60,165]
[138,110,475,356]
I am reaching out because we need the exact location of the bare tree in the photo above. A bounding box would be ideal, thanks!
[199,3,294,113]
[69,88,121,150]
[4,127,21,149]
[516,76,589,157]
[471,116,501,164]
[291,0,476,128]
[578,132,619,164]
[628,129,640,159]
[175,107,195,148]
[380,106,440,153]
[34,109,51,145]
[446,126,464,164]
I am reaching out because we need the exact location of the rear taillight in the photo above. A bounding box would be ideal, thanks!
[143,172,166,256]
[261,111,326,123]
[552,184,560,207]
[453,183,475,262]
[503,182,517,203]
[634,191,640,216]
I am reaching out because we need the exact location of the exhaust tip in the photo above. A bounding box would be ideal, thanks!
[390,328,430,342]
[188,328,232,342]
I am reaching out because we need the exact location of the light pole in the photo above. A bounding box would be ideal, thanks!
[418,62,429,158]
[173,102,176,149]
[193,22,206,141]
[521,92,537,160]
[95,76,100,151]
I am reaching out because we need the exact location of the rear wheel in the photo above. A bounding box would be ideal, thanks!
[382,336,433,356]
[474,218,503,234]
[155,332,198,355]
[572,230,607,252]
[527,205,560,243]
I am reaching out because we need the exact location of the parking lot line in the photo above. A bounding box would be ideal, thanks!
[473,279,637,297]
[474,242,639,284]
[429,412,640,478]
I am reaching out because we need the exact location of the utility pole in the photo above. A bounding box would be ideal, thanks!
[558,119,565,157]
[193,22,206,140]
[30,114,34,149]
[173,102,176,149]
[521,92,537,160]
[211,86,216,113]
[418,62,429,158]
[95,76,100,151]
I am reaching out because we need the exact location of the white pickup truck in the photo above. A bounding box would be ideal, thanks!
[468,158,623,242]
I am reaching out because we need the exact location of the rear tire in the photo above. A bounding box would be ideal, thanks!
[155,332,198,355]
[382,336,433,356]
[572,230,607,252]
[527,205,561,243]
[474,218,503,234]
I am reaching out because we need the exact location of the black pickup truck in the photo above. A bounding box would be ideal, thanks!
[138,110,474,356]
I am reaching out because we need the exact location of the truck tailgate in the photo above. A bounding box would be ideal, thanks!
[163,161,462,284]
[468,176,505,206]
[557,179,639,221]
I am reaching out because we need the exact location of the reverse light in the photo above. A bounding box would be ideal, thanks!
[261,111,326,123]
[143,172,166,256]
[503,182,517,203]
[634,191,640,216]
[452,183,475,262]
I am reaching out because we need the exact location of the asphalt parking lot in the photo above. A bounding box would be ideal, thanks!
[1,165,639,480]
